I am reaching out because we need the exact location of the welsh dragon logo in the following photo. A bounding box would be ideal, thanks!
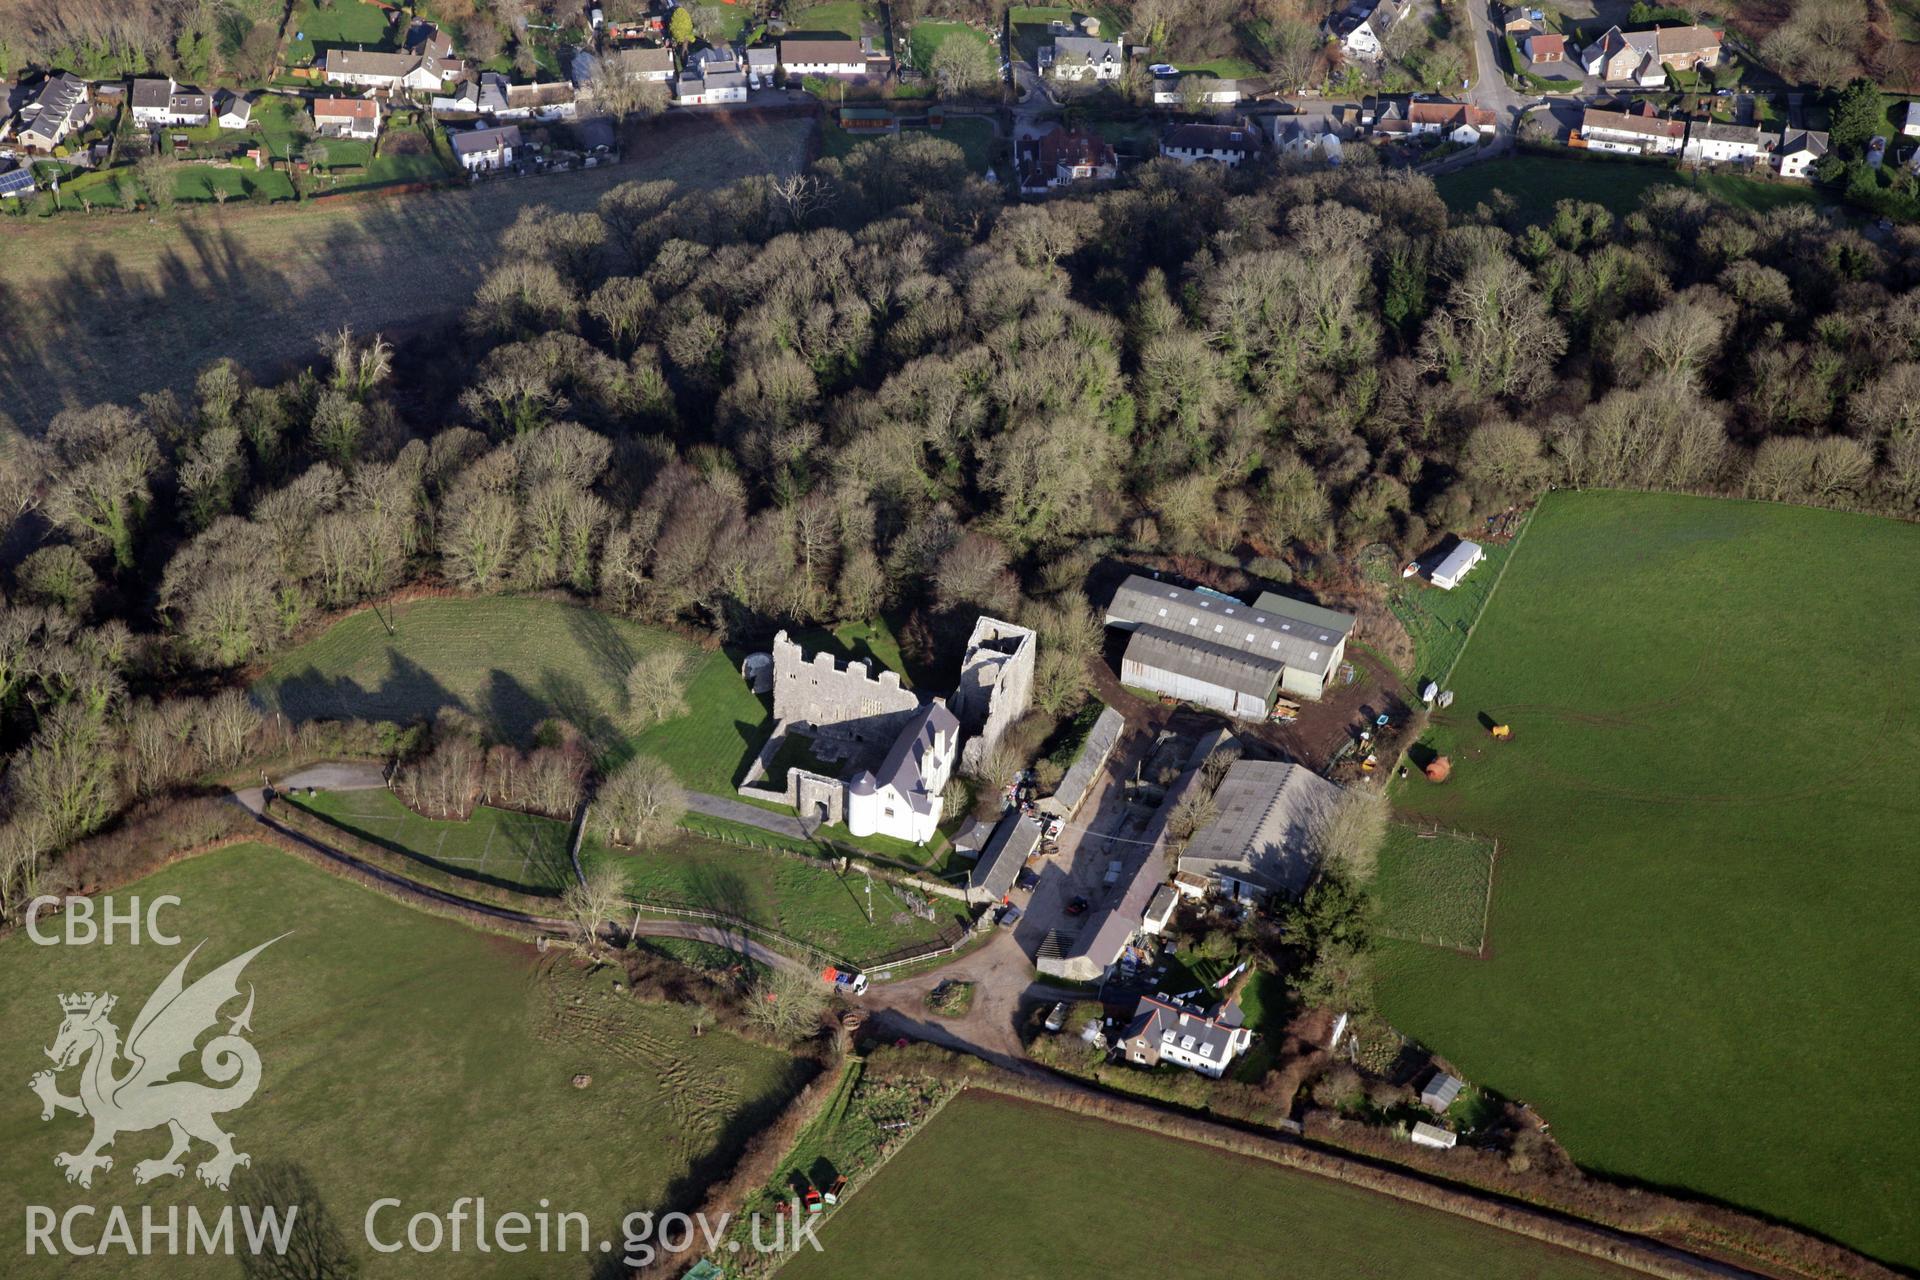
[29,936,285,1191]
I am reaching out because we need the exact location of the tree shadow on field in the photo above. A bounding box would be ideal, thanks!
[482,668,552,746]
[541,669,622,755]
[230,1158,359,1280]
[562,604,638,701]
[256,652,461,733]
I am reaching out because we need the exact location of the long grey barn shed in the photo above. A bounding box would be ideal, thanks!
[1106,575,1355,715]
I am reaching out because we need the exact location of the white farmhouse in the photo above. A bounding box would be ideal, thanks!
[846,702,958,845]
[451,123,520,172]
[1158,121,1258,167]
[1119,996,1254,1078]
[779,37,868,77]
[1042,30,1124,81]
[1683,120,1766,164]
[1775,128,1829,179]
[1332,0,1405,60]
[1580,105,1685,155]
[130,77,211,127]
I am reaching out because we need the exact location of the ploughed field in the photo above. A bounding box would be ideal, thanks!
[1381,490,1920,1269]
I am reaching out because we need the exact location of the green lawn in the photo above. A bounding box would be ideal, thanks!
[253,94,309,159]
[784,1092,1638,1279]
[291,786,578,894]
[785,0,870,37]
[1381,491,1920,1269]
[1437,154,1829,227]
[253,596,772,793]
[1387,528,1524,684]
[0,844,808,1277]
[171,164,297,203]
[908,20,992,71]
[1373,823,1493,953]
[584,833,965,964]
[286,0,399,64]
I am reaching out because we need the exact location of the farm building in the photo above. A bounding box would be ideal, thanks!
[1106,574,1356,713]
[1175,759,1344,902]
[968,810,1043,905]
[1421,1069,1464,1111]
[1430,541,1484,590]
[1039,705,1125,819]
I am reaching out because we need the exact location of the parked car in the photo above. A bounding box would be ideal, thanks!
[1065,896,1089,917]
[1044,1001,1068,1032]
[1016,866,1039,891]
[1148,63,1178,76]
[821,966,867,995]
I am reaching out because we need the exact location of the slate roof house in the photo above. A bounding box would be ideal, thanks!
[1683,119,1768,164]
[1043,30,1124,81]
[968,810,1044,905]
[1019,124,1118,192]
[779,37,868,76]
[1775,128,1829,179]
[215,90,253,129]
[1159,121,1259,167]
[130,77,211,127]
[16,72,92,151]
[847,701,959,845]
[1332,0,1405,59]
[323,25,464,93]
[1106,574,1356,715]
[451,123,520,171]
[1120,996,1253,1077]
[1176,759,1343,902]
[675,55,749,104]
[1579,104,1685,155]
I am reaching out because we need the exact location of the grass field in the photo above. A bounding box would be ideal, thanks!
[785,0,871,36]
[907,20,994,70]
[1380,490,1920,1269]
[1387,529,1523,683]
[0,116,811,428]
[292,786,578,893]
[586,834,964,963]
[1374,823,1493,953]
[254,596,773,794]
[1435,154,1827,227]
[0,844,809,1277]
[783,1092,1638,1280]
[286,0,399,64]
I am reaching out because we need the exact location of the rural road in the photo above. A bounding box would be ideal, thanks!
[231,764,806,971]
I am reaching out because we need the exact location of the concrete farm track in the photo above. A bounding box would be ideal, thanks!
[0,111,812,428]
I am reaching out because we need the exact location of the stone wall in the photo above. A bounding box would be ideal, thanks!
[953,616,1036,773]
[771,631,923,749]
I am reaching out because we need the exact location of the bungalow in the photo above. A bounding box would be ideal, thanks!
[1159,121,1258,167]
[1018,124,1118,192]
[1580,24,1721,86]
[1119,995,1254,1078]
[1501,4,1545,33]
[745,47,777,84]
[214,90,253,130]
[779,37,868,76]
[674,57,749,105]
[451,123,520,172]
[15,72,93,151]
[1042,31,1124,81]
[607,45,678,83]
[1153,76,1241,107]
[130,77,211,127]
[312,97,381,141]
[323,26,463,94]
[1775,127,1829,179]
[1579,104,1684,155]
[1683,119,1766,164]
[1524,33,1565,63]
[1333,0,1405,60]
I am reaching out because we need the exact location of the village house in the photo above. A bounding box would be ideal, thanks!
[1119,995,1254,1077]
[322,25,463,94]
[606,46,678,83]
[779,37,868,76]
[1684,119,1767,165]
[451,123,520,172]
[675,55,749,105]
[312,97,381,141]
[1158,121,1259,167]
[1276,117,1343,164]
[214,90,253,130]
[745,47,778,84]
[1175,759,1344,902]
[1408,100,1497,143]
[1106,574,1356,714]
[1018,124,1118,192]
[1501,4,1546,34]
[434,71,511,116]
[1579,24,1721,86]
[1775,128,1829,179]
[1041,22,1124,81]
[15,72,92,151]
[1332,0,1405,60]
[130,77,211,127]
[1578,104,1685,155]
